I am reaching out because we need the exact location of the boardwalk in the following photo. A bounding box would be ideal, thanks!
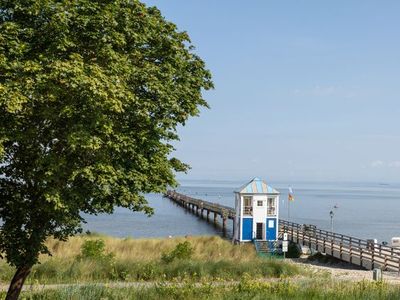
[165,190,400,272]
[165,190,235,230]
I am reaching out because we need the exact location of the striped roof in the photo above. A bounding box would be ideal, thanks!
[235,177,279,194]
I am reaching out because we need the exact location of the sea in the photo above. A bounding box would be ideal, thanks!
[83,180,400,244]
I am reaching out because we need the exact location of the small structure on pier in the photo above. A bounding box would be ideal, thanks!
[233,178,280,243]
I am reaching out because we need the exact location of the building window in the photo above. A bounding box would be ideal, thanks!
[257,200,263,207]
[243,196,252,216]
[267,197,276,215]
[268,220,274,228]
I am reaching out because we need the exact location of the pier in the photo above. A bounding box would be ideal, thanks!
[165,190,400,272]
[165,190,235,231]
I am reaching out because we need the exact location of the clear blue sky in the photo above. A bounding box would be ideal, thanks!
[143,0,400,182]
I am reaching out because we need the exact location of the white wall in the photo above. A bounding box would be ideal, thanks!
[234,193,240,241]
[252,195,266,239]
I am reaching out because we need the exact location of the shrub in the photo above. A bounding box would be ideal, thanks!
[161,241,194,263]
[77,239,114,262]
[285,242,301,258]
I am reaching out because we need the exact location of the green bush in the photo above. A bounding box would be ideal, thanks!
[78,239,114,262]
[161,241,193,263]
[285,242,301,258]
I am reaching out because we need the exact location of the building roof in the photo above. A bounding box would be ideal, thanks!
[235,177,279,194]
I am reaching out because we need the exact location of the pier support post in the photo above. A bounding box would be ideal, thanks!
[222,218,227,230]
[207,210,210,221]
[213,212,217,224]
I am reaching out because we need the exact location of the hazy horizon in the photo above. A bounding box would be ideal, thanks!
[144,1,400,182]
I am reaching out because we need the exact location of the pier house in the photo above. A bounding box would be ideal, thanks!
[233,178,280,243]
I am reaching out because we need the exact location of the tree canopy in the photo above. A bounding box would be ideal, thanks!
[0,0,212,298]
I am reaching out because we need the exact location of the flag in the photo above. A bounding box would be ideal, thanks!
[288,187,294,202]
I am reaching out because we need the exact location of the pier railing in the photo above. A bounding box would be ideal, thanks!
[280,219,400,272]
[165,190,400,272]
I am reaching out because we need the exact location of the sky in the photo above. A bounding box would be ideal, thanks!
[143,0,400,183]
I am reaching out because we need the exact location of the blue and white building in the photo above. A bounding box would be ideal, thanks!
[233,178,280,243]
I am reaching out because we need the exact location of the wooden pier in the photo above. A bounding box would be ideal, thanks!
[165,190,235,231]
[280,219,400,272]
[165,190,400,272]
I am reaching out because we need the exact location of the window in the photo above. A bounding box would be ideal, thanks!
[244,196,252,207]
[257,200,263,207]
[267,197,276,215]
[268,220,274,228]
[243,196,252,215]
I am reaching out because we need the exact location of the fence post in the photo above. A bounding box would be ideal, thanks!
[349,245,352,264]
[398,258,400,275]
[384,255,387,271]
[291,226,294,242]
[371,244,375,270]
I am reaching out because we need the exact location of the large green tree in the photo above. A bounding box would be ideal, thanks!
[0,0,212,298]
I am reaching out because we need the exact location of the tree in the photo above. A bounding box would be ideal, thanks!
[0,0,213,298]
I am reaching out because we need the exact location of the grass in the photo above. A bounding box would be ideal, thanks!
[2,235,399,299]
[0,235,301,284]
[1,278,400,300]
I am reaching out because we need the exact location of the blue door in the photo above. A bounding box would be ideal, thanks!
[242,218,253,240]
[266,218,277,240]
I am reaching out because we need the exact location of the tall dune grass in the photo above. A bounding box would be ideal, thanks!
[0,235,300,284]
[43,235,257,262]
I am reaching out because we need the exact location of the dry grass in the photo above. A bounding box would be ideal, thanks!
[43,235,257,263]
[1,235,300,284]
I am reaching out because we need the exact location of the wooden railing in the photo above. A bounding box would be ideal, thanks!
[280,219,400,272]
[165,190,235,219]
[243,206,252,216]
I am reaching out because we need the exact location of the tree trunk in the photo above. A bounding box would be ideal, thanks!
[6,265,32,300]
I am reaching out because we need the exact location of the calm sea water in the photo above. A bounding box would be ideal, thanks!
[83,180,400,243]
